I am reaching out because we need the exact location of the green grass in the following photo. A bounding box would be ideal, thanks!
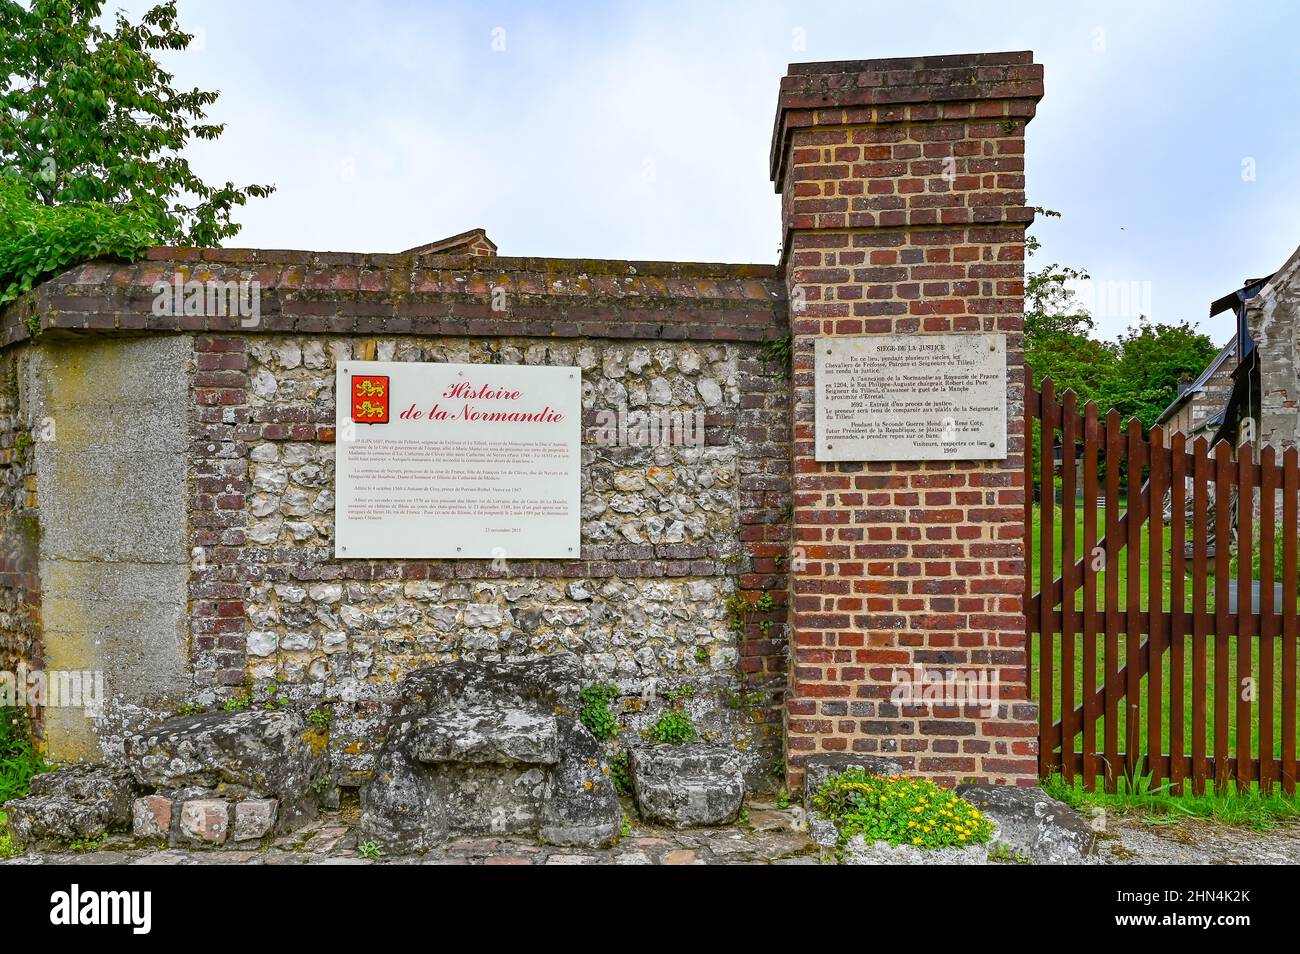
[0,810,17,859]
[1030,502,1300,789]
[0,707,45,805]
[1044,773,1300,830]
[0,707,43,860]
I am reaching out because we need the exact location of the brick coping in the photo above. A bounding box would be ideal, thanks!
[0,251,788,351]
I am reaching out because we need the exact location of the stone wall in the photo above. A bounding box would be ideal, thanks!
[0,345,41,736]
[188,332,788,781]
[0,252,791,784]
[1248,245,1300,452]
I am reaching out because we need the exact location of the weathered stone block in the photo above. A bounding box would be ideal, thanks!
[801,753,905,813]
[132,794,173,839]
[179,799,230,844]
[360,655,620,851]
[232,798,279,842]
[411,706,559,766]
[5,796,105,846]
[955,784,1097,865]
[630,744,744,828]
[4,764,140,846]
[28,764,137,826]
[124,708,327,831]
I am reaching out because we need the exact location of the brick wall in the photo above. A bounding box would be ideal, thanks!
[772,52,1044,788]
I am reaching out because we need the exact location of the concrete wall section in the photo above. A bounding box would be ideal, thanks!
[31,335,192,760]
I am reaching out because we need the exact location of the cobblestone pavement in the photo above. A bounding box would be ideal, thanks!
[8,802,1300,865]
[3,803,823,866]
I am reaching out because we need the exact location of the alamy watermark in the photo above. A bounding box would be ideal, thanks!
[890,664,1000,717]
[593,406,704,448]
[151,275,261,327]
[0,665,104,716]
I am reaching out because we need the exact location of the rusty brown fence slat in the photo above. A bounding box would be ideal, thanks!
[1104,409,1122,791]
[1260,445,1277,793]
[1125,418,1144,782]
[1148,426,1166,787]
[1026,373,1299,798]
[1237,442,1255,791]
[1039,378,1057,776]
[1061,390,1079,783]
[1285,448,1298,795]
[1214,442,1232,793]
[1170,431,1187,793]
[1192,438,1210,795]
[1082,401,1101,791]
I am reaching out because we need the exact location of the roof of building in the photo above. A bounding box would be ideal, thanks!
[1153,334,1238,427]
[402,228,498,257]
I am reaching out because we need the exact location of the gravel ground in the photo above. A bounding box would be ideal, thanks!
[1098,813,1300,865]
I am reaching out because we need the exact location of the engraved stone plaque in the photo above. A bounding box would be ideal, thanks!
[814,333,1007,462]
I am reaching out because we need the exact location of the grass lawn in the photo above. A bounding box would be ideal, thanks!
[1043,773,1300,829]
[1028,501,1300,791]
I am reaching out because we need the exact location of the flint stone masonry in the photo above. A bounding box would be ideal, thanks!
[0,255,791,777]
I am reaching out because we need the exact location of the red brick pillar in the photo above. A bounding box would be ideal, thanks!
[772,52,1045,789]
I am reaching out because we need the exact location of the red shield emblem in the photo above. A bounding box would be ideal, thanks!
[351,374,389,424]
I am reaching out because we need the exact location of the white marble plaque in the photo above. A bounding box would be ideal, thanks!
[334,361,581,559]
[815,333,1007,462]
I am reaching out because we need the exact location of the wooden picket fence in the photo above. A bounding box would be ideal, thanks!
[1025,375,1300,794]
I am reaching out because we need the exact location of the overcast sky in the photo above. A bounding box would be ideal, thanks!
[123,0,1300,345]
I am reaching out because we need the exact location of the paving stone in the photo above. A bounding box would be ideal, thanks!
[747,809,798,832]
